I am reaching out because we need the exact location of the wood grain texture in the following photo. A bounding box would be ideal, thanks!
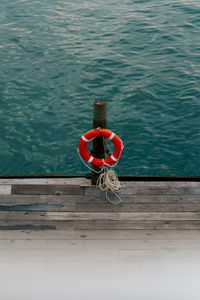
[0,178,90,185]
[0,220,74,230]
[0,203,75,212]
[0,212,46,221]
[0,229,200,240]
[76,203,200,212]
[84,238,200,250]
[2,197,200,212]
[74,220,200,230]
[1,237,200,250]
[0,185,11,195]
[2,194,200,204]
[85,186,200,196]
[47,212,200,221]
[0,195,78,211]
[11,184,84,195]
[0,194,81,204]
[76,194,200,204]
[0,239,84,250]
[0,178,200,231]
[1,219,200,230]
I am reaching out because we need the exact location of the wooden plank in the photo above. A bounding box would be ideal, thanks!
[74,220,200,230]
[1,194,200,204]
[1,229,200,240]
[3,202,198,213]
[0,212,47,221]
[71,229,200,240]
[0,185,11,195]
[0,220,74,230]
[1,237,200,251]
[0,230,77,240]
[3,197,200,212]
[12,202,200,212]
[1,195,200,211]
[0,239,84,250]
[0,195,76,212]
[0,203,75,212]
[76,203,200,212]
[86,186,200,195]
[47,212,200,221]
[2,180,199,187]
[0,194,81,204]
[85,184,200,196]
[11,184,84,195]
[76,194,200,204]
[0,178,90,185]
[84,238,200,250]
[1,219,200,230]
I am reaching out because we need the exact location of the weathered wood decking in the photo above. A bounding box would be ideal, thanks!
[1,177,200,299]
[1,177,200,230]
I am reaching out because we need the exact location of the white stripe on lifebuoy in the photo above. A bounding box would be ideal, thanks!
[87,156,94,163]
[108,132,115,140]
[111,155,117,162]
[82,135,89,142]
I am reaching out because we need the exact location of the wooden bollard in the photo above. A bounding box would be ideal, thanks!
[91,102,107,185]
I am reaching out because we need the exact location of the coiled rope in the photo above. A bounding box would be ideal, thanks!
[96,167,126,204]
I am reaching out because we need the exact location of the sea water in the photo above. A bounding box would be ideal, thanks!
[0,0,200,175]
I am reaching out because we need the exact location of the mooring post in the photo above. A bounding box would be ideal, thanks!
[91,101,107,185]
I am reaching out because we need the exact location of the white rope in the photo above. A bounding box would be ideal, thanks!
[96,167,126,205]
[77,148,103,173]
[103,137,124,169]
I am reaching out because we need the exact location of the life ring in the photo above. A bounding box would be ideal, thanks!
[78,128,123,167]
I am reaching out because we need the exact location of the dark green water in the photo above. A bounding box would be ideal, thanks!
[0,0,200,175]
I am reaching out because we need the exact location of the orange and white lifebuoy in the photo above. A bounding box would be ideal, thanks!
[78,128,123,167]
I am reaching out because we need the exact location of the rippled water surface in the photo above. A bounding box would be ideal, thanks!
[0,0,200,175]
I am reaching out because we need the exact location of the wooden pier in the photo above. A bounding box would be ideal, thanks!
[1,175,200,300]
[1,176,200,230]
